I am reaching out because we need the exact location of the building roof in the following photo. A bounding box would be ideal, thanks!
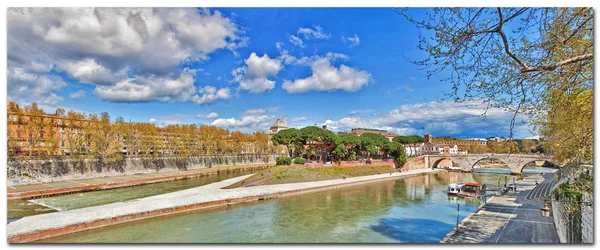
[270,119,288,129]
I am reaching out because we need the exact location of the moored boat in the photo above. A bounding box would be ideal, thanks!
[448,182,482,197]
[447,182,465,195]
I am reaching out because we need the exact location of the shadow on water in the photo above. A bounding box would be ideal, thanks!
[370,217,454,243]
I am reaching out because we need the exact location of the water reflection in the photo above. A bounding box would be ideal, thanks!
[370,218,454,243]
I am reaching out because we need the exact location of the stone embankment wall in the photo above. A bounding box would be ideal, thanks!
[8,154,278,185]
[401,156,427,171]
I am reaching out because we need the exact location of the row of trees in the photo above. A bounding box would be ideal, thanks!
[8,103,279,163]
[271,127,408,165]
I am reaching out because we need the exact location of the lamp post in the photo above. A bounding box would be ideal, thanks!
[541,199,551,217]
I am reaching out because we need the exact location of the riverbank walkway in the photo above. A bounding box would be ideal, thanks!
[441,173,560,243]
[7,164,271,200]
[8,168,440,243]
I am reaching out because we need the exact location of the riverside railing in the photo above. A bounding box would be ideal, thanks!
[550,169,593,243]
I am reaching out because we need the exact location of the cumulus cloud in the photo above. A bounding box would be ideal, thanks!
[8,67,66,106]
[61,58,126,85]
[95,69,197,102]
[69,90,87,99]
[192,86,231,105]
[196,112,219,119]
[342,34,360,48]
[149,118,158,124]
[211,108,279,133]
[232,53,282,93]
[211,115,271,129]
[282,57,371,93]
[8,7,246,104]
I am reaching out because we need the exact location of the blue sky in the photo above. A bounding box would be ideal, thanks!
[7,7,535,138]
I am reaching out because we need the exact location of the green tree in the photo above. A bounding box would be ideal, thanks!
[392,135,424,144]
[271,128,301,157]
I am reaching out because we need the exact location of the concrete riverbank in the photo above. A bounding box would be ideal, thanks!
[440,174,560,243]
[8,168,440,243]
[8,164,272,200]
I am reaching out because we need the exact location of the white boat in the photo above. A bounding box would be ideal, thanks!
[447,182,465,195]
[448,182,483,197]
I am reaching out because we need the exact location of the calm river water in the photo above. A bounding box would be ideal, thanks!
[35,171,533,243]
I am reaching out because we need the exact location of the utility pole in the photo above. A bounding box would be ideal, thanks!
[456,204,460,232]
[497,179,500,195]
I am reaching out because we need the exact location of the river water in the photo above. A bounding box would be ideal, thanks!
[35,170,535,243]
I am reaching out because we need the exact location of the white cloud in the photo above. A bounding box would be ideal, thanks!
[291,116,308,122]
[232,53,282,93]
[282,57,371,93]
[95,69,197,102]
[211,108,278,133]
[212,115,271,129]
[149,118,158,124]
[278,48,348,66]
[349,109,376,115]
[244,109,267,115]
[192,86,231,105]
[298,26,330,40]
[342,34,360,48]
[62,58,125,85]
[196,112,219,119]
[7,67,66,106]
[286,25,329,49]
[275,42,284,50]
[8,7,246,103]
[69,90,87,99]
[323,100,535,138]
[289,35,304,48]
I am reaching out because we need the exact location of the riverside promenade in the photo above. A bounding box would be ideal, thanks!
[8,168,440,243]
[441,173,560,243]
[8,164,271,200]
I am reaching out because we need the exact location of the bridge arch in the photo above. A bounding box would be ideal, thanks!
[519,159,560,174]
[423,154,554,174]
[431,157,461,169]
[471,157,510,173]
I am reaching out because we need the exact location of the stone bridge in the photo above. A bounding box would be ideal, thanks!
[423,154,555,174]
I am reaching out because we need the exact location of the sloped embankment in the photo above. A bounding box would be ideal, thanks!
[224,165,397,189]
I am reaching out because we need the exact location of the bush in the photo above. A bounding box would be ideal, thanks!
[276,156,292,166]
[293,157,306,165]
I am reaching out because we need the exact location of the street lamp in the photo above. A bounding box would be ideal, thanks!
[541,200,551,217]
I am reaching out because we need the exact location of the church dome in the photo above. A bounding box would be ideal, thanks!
[271,119,288,129]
